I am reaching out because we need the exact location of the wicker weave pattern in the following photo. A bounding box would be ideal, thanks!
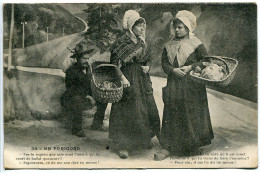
[90,64,123,103]
[189,56,238,87]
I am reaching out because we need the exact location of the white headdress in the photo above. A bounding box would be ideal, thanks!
[123,10,146,43]
[175,10,197,37]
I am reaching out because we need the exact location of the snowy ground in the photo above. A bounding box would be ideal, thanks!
[4,76,257,169]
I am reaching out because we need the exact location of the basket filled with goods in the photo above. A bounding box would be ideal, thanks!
[189,56,238,87]
[90,63,123,103]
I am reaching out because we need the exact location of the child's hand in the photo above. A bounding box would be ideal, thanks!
[180,65,192,73]
[173,68,186,77]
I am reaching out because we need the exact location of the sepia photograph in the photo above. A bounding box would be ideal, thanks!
[1,1,258,169]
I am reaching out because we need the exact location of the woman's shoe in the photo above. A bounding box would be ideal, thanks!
[154,149,170,161]
[118,150,129,159]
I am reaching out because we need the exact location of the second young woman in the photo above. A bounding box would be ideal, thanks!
[109,10,160,159]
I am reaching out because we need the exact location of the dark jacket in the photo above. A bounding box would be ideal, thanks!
[61,63,92,106]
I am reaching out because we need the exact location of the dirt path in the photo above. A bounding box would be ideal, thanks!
[3,74,257,168]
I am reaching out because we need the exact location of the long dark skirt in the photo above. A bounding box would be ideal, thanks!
[109,63,160,149]
[160,75,214,154]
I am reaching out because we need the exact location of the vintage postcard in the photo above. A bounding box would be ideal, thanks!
[1,2,258,169]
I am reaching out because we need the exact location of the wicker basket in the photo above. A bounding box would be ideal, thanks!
[90,63,123,103]
[189,56,238,87]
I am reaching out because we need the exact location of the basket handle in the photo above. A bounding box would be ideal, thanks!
[94,64,118,69]
[204,56,229,74]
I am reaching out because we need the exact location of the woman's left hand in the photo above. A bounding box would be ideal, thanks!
[121,75,131,88]
[180,65,192,73]
[141,66,150,73]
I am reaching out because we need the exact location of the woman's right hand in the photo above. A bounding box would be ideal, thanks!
[173,68,186,78]
[121,75,131,88]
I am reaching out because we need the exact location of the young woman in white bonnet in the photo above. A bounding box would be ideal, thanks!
[108,10,160,159]
[154,10,214,161]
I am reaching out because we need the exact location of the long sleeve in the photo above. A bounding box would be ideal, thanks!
[65,70,78,90]
[146,59,152,67]
[143,46,152,67]
[65,68,91,97]
[110,43,124,77]
[161,48,174,75]
[191,44,208,69]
